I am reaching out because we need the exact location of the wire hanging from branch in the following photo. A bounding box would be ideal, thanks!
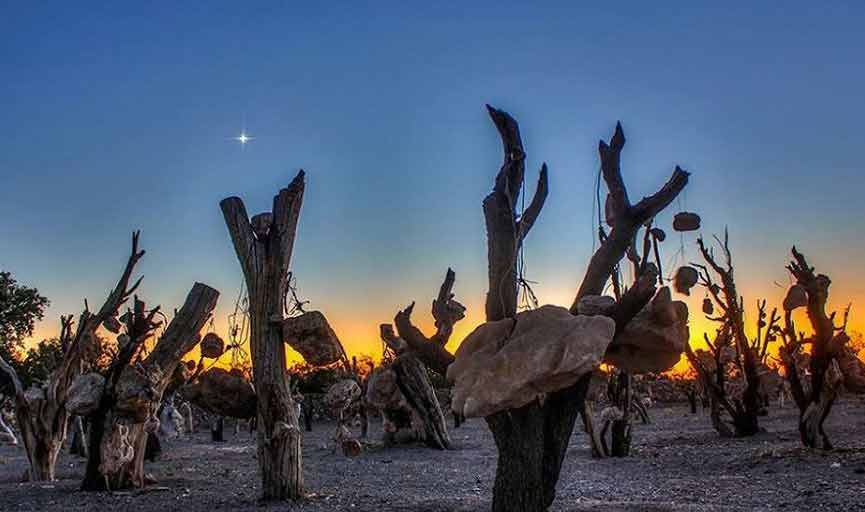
[516,168,539,311]
[225,277,250,371]
[284,271,309,318]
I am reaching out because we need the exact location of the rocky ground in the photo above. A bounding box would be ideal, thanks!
[2,401,865,511]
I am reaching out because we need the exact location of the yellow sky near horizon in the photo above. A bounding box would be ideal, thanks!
[22,276,863,377]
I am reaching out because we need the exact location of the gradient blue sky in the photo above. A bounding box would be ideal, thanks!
[2,2,864,359]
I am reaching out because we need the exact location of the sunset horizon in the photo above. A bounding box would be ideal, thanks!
[2,3,864,511]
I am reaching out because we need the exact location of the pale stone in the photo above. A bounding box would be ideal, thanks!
[447,305,615,418]
[180,367,257,419]
[604,287,689,374]
[783,284,808,311]
[66,373,105,416]
[282,311,346,367]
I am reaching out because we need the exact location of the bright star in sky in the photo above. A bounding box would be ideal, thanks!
[233,130,253,146]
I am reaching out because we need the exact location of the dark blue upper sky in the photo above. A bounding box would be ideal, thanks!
[2,1,864,353]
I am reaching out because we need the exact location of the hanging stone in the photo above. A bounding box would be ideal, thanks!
[702,297,714,315]
[783,284,808,311]
[673,212,701,232]
[200,333,225,359]
[650,227,666,242]
[180,367,257,419]
[673,266,699,295]
[282,311,346,367]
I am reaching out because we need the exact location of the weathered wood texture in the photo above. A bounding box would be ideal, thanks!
[82,283,219,490]
[681,233,763,438]
[220,171,305,501]
[392,352,451,449]
[479,109,688,512]
[780,247,849,449]
[380,268,463,449]
[0,232,145,481]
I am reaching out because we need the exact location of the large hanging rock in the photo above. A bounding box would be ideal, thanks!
[66,373,105,416]
[282,311,346,367]
[673,266,699,295]
[200,333,225,359]
[604,287,689,374]
[673,212,701,232]
[783,284,808,311]
[180,367,257,419]
[447,305,615,418]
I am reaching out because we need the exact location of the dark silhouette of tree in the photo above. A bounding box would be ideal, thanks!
[0,271,49,363]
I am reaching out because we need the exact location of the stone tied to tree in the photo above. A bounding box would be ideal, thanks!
[684,231,764,438]
[479,108,689,512]
[0,232,146,482]
[220,170,306,501]
[448,306,615,418]
[777,247,859,449]
[180,367,257,420]
[381,107,689,511]
[603,287,689,374]
[80,281,219,491]
[282,310,346,367]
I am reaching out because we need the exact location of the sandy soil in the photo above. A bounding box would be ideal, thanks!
[2,401,865,511]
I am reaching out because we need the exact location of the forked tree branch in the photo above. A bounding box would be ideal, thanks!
[572,123,689,309]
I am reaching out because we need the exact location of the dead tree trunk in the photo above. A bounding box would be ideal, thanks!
[779,247,849,449]
[692,233,762,437]
[81,282,218,490]
[378,268,465,449]
[685,329,737,438]
[392,352,450,449]
[0,232,147,481]
[479,108,688,512]
[221,171,306,501]
[609,371,632,457]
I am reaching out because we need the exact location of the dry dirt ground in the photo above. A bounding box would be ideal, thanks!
[2,401,865,511]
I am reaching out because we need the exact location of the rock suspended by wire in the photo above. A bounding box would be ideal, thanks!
[605,287,689,374]
[672,211,701,232]
[282,310,347,367]
[673,266,699,295]
[200,333,226,359]
[783,284,808,311]
[180,367,257,419]
[702,297,714,315]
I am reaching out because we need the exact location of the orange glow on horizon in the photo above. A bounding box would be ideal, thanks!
[20,283,864,376]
